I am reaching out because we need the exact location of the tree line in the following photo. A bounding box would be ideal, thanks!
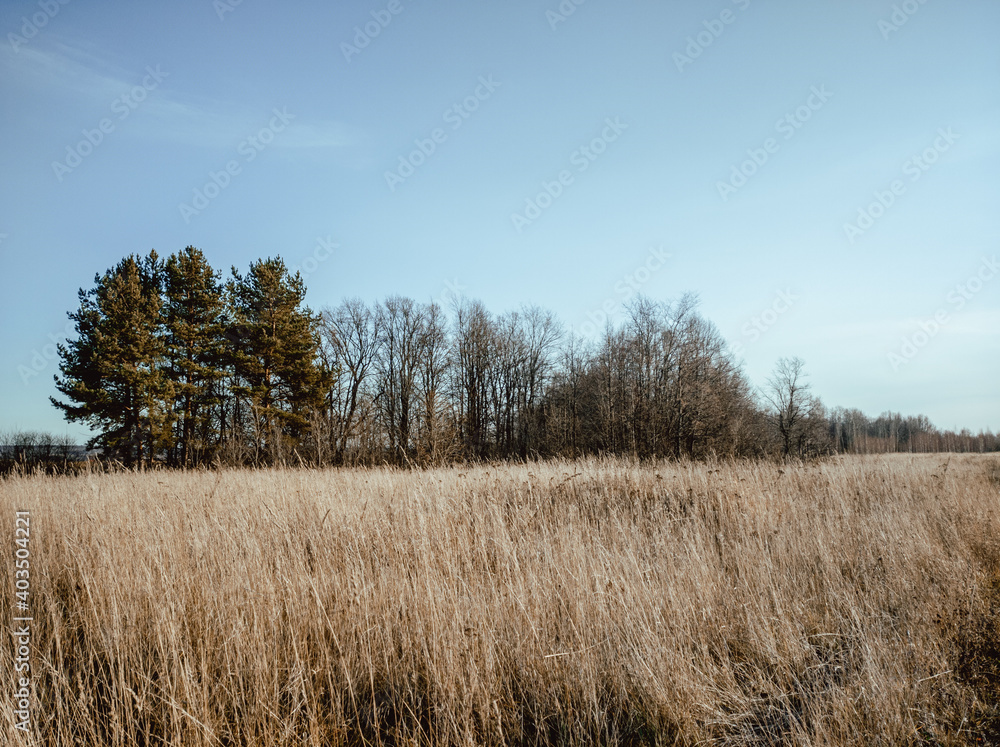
[46,247,998,469]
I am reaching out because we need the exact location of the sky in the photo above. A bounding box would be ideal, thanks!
[0,0,998,443]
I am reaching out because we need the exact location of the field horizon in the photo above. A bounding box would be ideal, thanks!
[3,453,1000,745]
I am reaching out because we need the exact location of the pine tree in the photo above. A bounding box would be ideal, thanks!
[163,246,226,466]
[225,258,325,462]
[51,251,173,467]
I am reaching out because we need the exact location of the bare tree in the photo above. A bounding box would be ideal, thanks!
[452,299,494,459]
[319,298,384,463]
[544,332,592,458]
[376,296,425,463]
[518,306,562,458]
[763,356,811,457]
[414,302,454,464]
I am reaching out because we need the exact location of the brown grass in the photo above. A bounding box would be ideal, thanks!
[2,454,1000,745]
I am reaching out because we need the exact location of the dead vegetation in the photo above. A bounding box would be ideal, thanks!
[2,454,999,745]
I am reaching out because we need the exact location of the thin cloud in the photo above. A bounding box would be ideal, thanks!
[1,41,359,151]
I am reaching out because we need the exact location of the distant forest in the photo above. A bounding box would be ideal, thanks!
[26,246,997,469]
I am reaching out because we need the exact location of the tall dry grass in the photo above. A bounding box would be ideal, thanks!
[2,454,999,745]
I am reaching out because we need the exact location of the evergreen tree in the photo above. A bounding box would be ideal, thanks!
[163,246,226,466]
[226,258,325,461]
[51,251,172,467]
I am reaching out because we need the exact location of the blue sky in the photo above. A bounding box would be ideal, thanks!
[1,0,998,441]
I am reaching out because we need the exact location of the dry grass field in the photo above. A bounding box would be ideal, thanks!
[3,454,1000,746]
